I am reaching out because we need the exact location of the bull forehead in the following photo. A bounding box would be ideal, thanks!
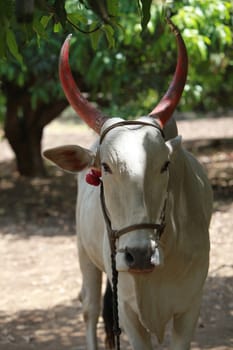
[100,122,168,175]
[100,122,170,228]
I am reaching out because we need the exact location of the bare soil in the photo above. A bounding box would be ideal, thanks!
[0,115,232,350]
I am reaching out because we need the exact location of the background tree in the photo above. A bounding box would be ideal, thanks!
[1,34,68,176]
[0,0,232,176]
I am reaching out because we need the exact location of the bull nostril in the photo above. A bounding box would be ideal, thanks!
[125,250,135,267]
[123,246,155,271]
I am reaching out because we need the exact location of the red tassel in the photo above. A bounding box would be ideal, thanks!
[86,169,101,186]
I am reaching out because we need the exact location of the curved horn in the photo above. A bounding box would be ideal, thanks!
[59,34,108,134]
[149,18,188,127]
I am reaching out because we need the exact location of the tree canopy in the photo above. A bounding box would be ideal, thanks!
[1,0,232,117]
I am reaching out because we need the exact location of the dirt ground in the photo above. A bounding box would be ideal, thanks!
[0,114,232,350]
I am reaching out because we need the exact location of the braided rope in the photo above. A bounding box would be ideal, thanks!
[111,248,121,349]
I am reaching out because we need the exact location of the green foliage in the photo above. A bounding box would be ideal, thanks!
[0,0,232,125]
[0,29,66,123]
[72,0,233,114]
[172,0,233,110]
[0,1,157,62]
[139,0,153,31]
[70,0,232,115]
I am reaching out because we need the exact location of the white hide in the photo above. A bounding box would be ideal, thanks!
[44,117,213,350]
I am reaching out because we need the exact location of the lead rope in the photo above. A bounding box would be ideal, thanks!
[99,180,167,350]
[111,244,121,350]
[100,181,122,350]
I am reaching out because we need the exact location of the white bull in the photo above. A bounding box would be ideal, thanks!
[44,20,213,350]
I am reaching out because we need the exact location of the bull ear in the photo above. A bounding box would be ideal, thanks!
[165,136,182,159]
[43,145,95,173]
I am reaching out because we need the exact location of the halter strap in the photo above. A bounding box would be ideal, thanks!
[99,120,165,144]
[100,181,166,249]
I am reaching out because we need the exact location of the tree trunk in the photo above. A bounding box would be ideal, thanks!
[5,117,46,177]
[4,84,68,177]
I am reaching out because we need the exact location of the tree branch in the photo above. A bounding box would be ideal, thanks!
[38,99,69,128]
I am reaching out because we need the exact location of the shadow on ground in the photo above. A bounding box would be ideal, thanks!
[0,163,77,237]
[0,275,232,350]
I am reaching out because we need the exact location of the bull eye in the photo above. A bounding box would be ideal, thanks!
[101,162,112,174]
[160,161,170,173]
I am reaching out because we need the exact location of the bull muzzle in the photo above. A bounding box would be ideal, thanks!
[117,240,164,273]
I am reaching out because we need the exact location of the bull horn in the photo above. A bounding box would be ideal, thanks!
[59,34,108,134]
[149,18,188,127]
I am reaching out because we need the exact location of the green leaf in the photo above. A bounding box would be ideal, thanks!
[33,17,48,39]
[53,22,62,33]
[106,0,118,16]
[102,24,115,47]
[140,0,152,31]
[216,24,232,45]
[196,38,207,60]
[6,29,23,64]
[67,12,87,25]
[40,15,52,29]
[90,28,101,50]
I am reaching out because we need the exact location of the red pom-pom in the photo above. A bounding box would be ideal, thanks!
[91,169,102,178]
[86,169,101,186]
